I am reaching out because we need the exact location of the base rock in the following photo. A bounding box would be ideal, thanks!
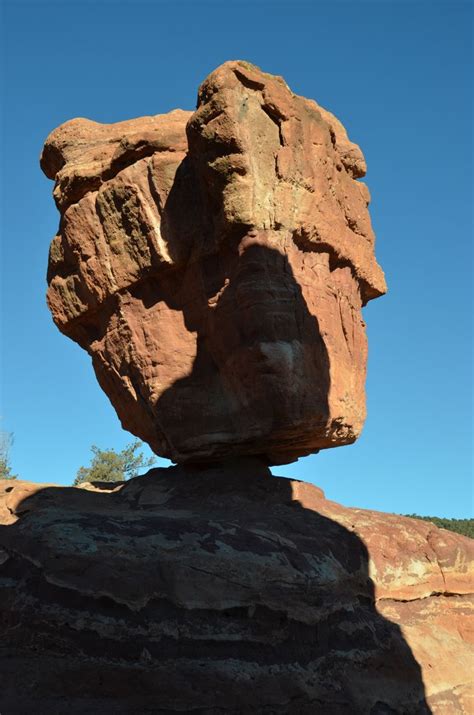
[0,466,472,714]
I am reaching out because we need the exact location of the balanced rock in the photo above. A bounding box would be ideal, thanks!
[0,471,472,713]
[41,61,386,464]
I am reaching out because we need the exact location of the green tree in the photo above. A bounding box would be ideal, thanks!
[73,440,155,486]
[404,514,474,539]
[0,431,18,480]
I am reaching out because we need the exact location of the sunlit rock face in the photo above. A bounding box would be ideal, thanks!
[41,61,386,464]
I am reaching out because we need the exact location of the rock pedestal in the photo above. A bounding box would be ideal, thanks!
[0,470,472,713]
[41,61,386,465]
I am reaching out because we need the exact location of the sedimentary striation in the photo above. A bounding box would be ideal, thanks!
[41,61,386,464]
[0,470,472,713]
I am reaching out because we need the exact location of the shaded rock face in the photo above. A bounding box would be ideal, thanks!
[42,61,386,464]
[1,470,472,714]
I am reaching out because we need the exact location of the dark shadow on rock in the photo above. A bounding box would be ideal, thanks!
[129,240,332,465]
[0,463,432,714]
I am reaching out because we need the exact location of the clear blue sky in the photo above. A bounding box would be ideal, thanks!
[1,0,472,517]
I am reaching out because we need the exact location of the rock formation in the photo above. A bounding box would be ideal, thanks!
[0,471,472,713]
[41,61,386,464]
[26,61,474,715]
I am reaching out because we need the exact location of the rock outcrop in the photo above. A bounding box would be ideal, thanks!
[0,470,472,713]
[41,61,386,465]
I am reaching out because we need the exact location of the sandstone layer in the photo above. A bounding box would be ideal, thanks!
[0,470,472,714]
[42,61,386,464]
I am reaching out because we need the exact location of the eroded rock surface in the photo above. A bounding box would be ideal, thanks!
[42,61,386,464]
[0,470,472,714]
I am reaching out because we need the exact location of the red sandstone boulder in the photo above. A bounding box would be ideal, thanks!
[0,469,472,713]
[41,61,386,465]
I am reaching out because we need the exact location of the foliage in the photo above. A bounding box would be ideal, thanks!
[0,458,17,480]
[73,440,155,486]
[0,431,17,480]
[404,514,474,539]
